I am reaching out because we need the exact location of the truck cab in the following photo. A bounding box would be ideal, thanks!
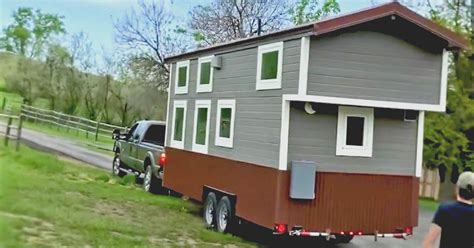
[112,120,166,193]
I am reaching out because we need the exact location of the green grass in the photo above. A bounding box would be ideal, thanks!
[0,91,49,115]
[419,198,439,211]
[0,145,255,247]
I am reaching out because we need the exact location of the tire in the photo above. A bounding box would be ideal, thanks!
[335,235,354,244]
[143,165,161,194]
[203,192,217,229]
[112,155,126,177]
[216,196,234,233]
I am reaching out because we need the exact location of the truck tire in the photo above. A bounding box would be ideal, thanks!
[203,192,217,228]
[143,165,161,194]
[112,155,126,177]
[216,196,234,233]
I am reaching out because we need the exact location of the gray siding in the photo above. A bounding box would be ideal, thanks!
[166,39,300,168]
[287,106,418,176]
[307,31,442,105]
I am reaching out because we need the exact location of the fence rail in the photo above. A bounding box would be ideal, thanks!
[21,105,127,141]
[0,113,23,150]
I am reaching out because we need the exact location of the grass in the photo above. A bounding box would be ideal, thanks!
[0,91,49,115]
[419,198,440,211]
[0,145,255,247]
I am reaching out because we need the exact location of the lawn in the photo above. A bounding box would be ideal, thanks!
[0,145,255,247]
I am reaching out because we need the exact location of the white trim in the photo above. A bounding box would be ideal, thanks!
[415,111,425,178]
[174,60,190,94]
[283,94,445,112]
[215,99,236,148]
[164,64,172,146]
[439,49,448,111]
[192,100,211,154]
[170,100,187,149]
[336,106,374,157]
[298,36,310,95]
[256,42,283,90]
[278,99,290,170]
[196,55,214,93]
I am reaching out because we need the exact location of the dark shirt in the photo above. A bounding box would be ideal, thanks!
[432,201,474,248]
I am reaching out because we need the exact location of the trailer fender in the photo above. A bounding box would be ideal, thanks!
[202,185,237,213]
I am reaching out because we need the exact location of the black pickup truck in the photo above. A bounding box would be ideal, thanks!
[112,120,166,193]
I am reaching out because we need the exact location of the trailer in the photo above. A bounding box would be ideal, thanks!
[161,2,468,243]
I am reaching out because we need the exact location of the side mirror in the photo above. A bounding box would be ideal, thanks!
[112,129,121,140]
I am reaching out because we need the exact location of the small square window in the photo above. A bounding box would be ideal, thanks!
[197,56,214,93]
[346,116,365,146]
[261,51,279,80]
[215,99,236,148]
[170,100,187,149]
[256,42,283,90]
[175,60,189,94]
[192,100,211,154]
[336,106,374,157]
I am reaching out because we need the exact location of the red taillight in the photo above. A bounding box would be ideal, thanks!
[349,231,354,235]
[274,223,287,234]
[357,231,363,235]
[405,227,413,235]
[159,153,166,167]
[340,231,345,235]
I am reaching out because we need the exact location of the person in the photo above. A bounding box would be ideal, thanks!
[422,171,474,248]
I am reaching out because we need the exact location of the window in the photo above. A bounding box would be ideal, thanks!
[171,100,187,149]
[215,99,236,148]
[256,42,283,90]
[197,56,214,93]
[175,60,190,94]
[143,124,166,146]
[336,106,374,157]
[192,100,211,153]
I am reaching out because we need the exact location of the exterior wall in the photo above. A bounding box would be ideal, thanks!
[287,105,418,176]
[307,31,443,105]
[165,147,419,233]
[166,38,300,168]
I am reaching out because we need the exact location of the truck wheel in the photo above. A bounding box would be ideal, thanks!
[112,155,126,177]
[216,196,234,233]
[335,234,354,243]
[203,192,217,228]
[143,165,161,194]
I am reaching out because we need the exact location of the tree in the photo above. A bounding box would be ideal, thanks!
[0,7,65,58]
[289,0,341,25]
[43,44,71,110]
[189,0,288,46]
[114,0,190,88]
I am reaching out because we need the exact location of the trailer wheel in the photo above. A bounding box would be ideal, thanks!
[335,234,354,244]
[203,192,217,228]
[216,196,234,233]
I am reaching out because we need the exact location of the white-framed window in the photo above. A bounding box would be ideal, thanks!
[174,60,190,94]
[196,55,214,93]
[215,99,236,148]
[336,106,374,157]
[256,41,283,90]
[170,100,187,149]
[192,100,211,154]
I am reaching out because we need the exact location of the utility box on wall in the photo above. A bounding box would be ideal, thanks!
[290,161,317,200]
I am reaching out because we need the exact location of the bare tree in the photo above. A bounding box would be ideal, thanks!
[189,0,289,46]
[114,1,190,88]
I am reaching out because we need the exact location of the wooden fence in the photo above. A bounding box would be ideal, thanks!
[0,113,23,151]
[21,105,127,141]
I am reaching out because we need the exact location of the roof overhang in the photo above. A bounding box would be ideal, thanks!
[165,2,469,63]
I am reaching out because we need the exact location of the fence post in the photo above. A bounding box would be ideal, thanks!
[4,117,12,147]
[94,121,100,141]
[66,115,71,133]
[1,97,5,111]
[16,115,23,151]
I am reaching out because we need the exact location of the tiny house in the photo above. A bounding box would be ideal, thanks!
[162,2,468,241]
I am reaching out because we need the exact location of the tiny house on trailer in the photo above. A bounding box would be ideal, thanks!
[162,2,468,242]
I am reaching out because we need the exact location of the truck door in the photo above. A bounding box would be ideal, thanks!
[121,123,139,167]
[129,124,145,170]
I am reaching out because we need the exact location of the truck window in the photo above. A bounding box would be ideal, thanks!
[126,123,139,140]
[142,124,166,146]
